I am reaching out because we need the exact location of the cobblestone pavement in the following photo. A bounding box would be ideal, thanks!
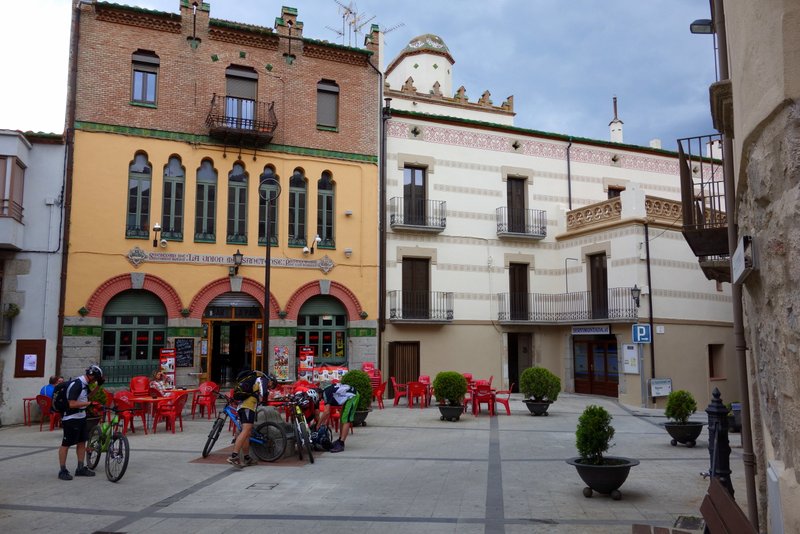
[0,393,746,534]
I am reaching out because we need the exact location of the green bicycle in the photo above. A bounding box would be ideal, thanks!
[86,407,131,482]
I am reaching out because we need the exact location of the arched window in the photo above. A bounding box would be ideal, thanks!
[258,166,280,246]
[288,168,307,247]
[162,156,185,240]
[101,290,166,384]
[296,296,348,366]
[195,159,217,242]
[317,171,335,248]
[126,152,151,238]
[227,162,248,244]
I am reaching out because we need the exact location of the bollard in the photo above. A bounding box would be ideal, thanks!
[705,387,734,495]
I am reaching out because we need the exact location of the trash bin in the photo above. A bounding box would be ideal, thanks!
[729,402,742,433]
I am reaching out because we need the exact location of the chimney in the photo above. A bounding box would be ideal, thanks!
[609,96,623,143]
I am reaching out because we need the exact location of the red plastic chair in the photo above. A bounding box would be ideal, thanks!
[494,383,514,415]
[130,376,150,397]
[407,381,427,409]
[472,383,495,416]
[36,395,60,431]
[113,390,147,434]
[372,381,387,409]
[152,392,188,434]
[390,377,408,406]
[191,381,219,419]
[361,362,375,372]
[418,375,432,404]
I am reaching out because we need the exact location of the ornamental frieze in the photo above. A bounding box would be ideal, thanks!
[126,247,335,273]
[95,7,181,33]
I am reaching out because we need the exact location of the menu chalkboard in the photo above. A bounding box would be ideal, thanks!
[175,338,194,367]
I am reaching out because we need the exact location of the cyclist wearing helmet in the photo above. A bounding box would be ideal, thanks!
[228,367,275,468]
[292,382,322,428]
[318,383,360,453]
[58,364,104,480]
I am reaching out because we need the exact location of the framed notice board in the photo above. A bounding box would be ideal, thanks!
[175,338,195,367]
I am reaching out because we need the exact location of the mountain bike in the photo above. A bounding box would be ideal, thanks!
[86,407,131,482]
[274,393,315,464]
[202,393,287,462]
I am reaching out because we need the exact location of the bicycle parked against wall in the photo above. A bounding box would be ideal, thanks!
[274,392,315,464]
[202,393,287,462]
[86,407,131,482]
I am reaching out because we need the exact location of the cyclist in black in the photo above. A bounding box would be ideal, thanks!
[228,368,276,468]
[58,365,103,480]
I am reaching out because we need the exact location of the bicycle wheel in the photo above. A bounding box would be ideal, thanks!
[293,418,304,461]
[251,422,287,462]
[299,420,314,464]
[105,432,130,482]
[202,416,225,458]
[86,426,102,469]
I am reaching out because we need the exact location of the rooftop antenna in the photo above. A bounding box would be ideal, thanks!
[333,0,357,46]
[352,12,376,45]
[380,21,405,45]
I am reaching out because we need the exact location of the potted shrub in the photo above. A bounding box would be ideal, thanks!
[519,366,561,416]
[566,404,639,500]
[663,389,704,447]
[86,380,108,432]
[341,369,372,426]
[432,371,468,421]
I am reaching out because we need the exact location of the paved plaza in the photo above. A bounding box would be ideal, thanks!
[0,393,746,533]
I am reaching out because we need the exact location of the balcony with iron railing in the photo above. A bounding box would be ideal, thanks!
[496,207,547,239]
[206,94,278,146]
[677,134,730,283]
[0,199,25,249]
[388,198,447,233]
[496,287,638,324]
[388,290,454,323]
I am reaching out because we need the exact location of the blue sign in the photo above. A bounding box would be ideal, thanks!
[632,324,652,343]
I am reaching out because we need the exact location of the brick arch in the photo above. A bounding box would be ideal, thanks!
[85,274,183,319]
[284,280,363,321]
[188,277,279,320]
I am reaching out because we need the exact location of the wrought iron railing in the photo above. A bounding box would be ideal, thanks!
[388,290,454,321]
[496,287,638,322]
[388,197,447,230]
[206,94,278,143]
[496,207,547,238]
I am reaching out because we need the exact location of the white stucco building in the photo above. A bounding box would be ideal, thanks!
[380,35,735,409]
[0,130,66,426]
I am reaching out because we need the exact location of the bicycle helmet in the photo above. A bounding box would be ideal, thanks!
[306,389,319,404]
[86,364,104,379]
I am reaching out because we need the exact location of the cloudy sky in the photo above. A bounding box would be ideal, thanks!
[1,0,716,151]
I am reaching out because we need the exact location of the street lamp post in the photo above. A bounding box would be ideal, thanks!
[630,284,645,407]
[260,177,281,374]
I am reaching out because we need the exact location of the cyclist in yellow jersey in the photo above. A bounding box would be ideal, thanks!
[228,368,274,468]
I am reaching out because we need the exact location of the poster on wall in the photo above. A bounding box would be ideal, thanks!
[313,364,348,383]
[273,346,289,380]
[159,348,176,389]
[297,346,315,381]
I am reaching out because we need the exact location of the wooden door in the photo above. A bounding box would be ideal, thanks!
[509,263,529,320]
[507,177,526,232]
[402,257,429,319]
[589,254,608,319]
[573,340,619,397]
[388,341,420,398]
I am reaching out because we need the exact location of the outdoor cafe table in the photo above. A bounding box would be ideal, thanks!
[130,396,170,430]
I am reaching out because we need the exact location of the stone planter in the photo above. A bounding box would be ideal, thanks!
[437,404,464,422]
[566,456,640,500]
[523,399,552,416]
[664,421,704,447]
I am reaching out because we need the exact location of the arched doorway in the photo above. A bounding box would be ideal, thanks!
[201,292,262,387]
[295,296,348,377]
[101,289,167,385]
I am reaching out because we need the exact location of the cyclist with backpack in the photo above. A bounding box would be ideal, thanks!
[317,382,360,453]
[228,367,277,468]
[57,365,104,480]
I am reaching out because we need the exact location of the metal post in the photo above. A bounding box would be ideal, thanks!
[706,387,734,495]
[260,178,281,375]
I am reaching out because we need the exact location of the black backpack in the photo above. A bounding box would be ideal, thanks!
[52,379,77,414]
[233,372,257,401]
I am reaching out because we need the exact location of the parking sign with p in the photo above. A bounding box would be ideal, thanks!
[632,324,652,343]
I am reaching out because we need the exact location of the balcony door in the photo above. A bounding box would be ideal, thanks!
[403,166,426,225]
[225,66,257,129]
[509,262,529,320]
[402,257,429,319]
[507,177,526,233]
[589,253,608,318]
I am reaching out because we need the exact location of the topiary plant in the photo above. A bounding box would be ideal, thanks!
[519,367,561,402]
[575,404,615,465]
[87,381,109,419]
[664,389,697,424]
[433,371,468,407]
[341,369,373,411]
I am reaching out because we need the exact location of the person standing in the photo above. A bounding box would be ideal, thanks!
[58,365,103,480]
[317,383,360,453]
[228,368,276,468]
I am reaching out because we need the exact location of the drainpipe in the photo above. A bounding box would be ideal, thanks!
[644,222,656,402]
[566,137,573,210]
[713,0,758,526]
[56,1,82,376]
